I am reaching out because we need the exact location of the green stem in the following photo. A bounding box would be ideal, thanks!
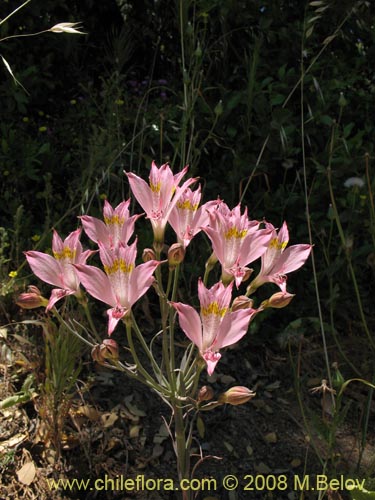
[125,319,169,395]
[173,403,191,500]
[130,312,168,386]
[80,300,101,343]
[169,264,181,377]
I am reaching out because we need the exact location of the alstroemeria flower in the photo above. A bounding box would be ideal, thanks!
[168,186,218,248]
[80,199,141,248]
[25,229,94,310]
[74,240,159,335]
[125,162,197,245]
[172,280,257,375]
[247,222,312,293]
[202,203,273,287]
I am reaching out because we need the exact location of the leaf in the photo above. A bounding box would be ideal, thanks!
[246,445,253,456]
[305,25,314,38]
[323,35,336,45]
[101,412,118,428]
[290,458,302,468]
[254,462,272,474]
[264,432,278,443]
[223,441,233,453]
[17,461,36,485]
[1,55,29,94]
[129,424,141,438]
[196,416,205,438]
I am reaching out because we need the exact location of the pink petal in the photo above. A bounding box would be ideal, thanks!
[107,307,126,336]
[203,351,221,376]
[80,215,109,244]
[127,260,159,307]
[47,288,75,310]
[215,308,255,350]
[239,228,273,267]
[74,264,116,306]
[126,172,153,215]
[51,229,64,255]
[202,225,225,264]
[25,251,63,288]
[278,221,289,244]
[171,302,203,351]
[64,228,82,250]
[270,244,312,275]
[78,249,97,264]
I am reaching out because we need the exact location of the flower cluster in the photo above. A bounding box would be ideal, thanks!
[24,162,311,374]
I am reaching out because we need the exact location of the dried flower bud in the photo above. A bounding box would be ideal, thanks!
[142,248,156,262]
[218,386,256,406]
[242,267,253,282]
[197,385,214,403]
[168,243,185,268]
[260,291,294,309]
[49,22,86,35]
[16,286,48,309]
[231,295,254,312]
[91,339,119,364]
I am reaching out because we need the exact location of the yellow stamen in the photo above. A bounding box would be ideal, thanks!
[54,247,76,260]
[176,200,199,211]
[224,227,247,239]
[104,215,125,226]
[201,301,227,317]
[269,238,287,251]
[104,259,134,275]
[150,181,161,193]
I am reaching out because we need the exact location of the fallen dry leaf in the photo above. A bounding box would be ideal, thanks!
[264,431,278,443]
[101,411,118,428]
[129,424,142,438]
[17,461,36,485]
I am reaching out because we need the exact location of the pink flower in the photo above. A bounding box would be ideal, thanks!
[125,162,197,245]
[74,240,159,335]
[202,203,273,287]
[80,199,140,248]
[248,222,312,293]
[171,279,257,375]
[25,229,94,310]
[168,186,218,247]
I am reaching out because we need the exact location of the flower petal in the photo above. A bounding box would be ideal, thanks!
[125,172,153,215]
[47,288,75,310]
[25,251,63,288]
[74,264,116,306]
[269,244,312,275]
[171,302,203,351]
[80,215,109,244]
[215,308,255,350]
[127,260,159,307]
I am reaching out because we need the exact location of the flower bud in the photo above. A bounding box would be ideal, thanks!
[168,243,185,268]
[16,286,48,309]
[260,291,294,309]
[142,248,157,262]
[231,295,254,312]
[197,385,214,403]
[218,386,256,406]
[91,339,119,364]
[205,252,218,271]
